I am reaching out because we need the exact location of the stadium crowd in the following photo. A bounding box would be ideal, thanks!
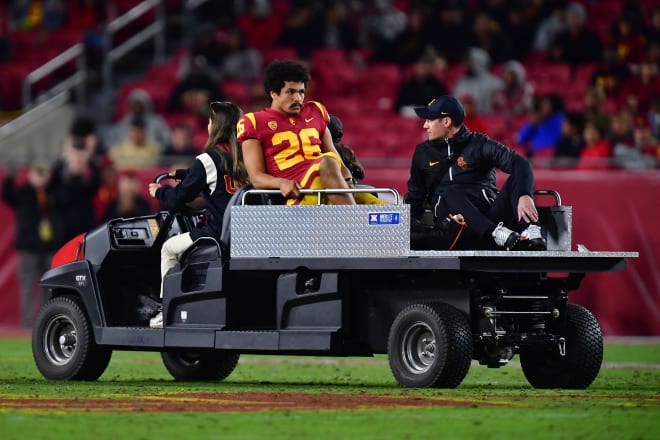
[1,0,659,169]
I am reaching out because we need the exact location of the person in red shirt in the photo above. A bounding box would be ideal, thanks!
[577,120,613,170]
[237,60,355,205]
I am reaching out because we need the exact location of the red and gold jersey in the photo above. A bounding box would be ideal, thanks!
[237,101,331,182]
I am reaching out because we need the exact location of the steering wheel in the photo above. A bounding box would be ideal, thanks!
[153,172,207,217]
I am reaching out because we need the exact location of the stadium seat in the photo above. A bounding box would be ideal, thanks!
[146,63,180,84]
[261,46,298,66]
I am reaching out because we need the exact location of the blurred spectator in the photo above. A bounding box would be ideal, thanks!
[619,0,647,32]
[609,110,635,150]
[396,51,448,116]
[0,29,11,62]
[427,2,470,64]
[104,172,152,222]
[646,7,660,45]
[393,6,431,65]
[108,116,162,170]
[183,24,226,77]
[460,94,489,135]
[107,89,171,151]
[162,122,198,166]
[219,27,263,82]
[554,111,585,162]
[577,120,613,170]
[648,96,660,139]
[492,60,534,125]
[548,2,603,66]
[10,0,66,30]
[590,45,631,99]
[583,86,612,134]
[359,0,408,63]
[236,0,282,50]
[632,121,660,162]
[453,47,504,114]
[501,1,537,62]
[50,122,102,241]
[67,115,106,160]
[93,157,119,224]
[607,13,647,64]
[320,0,358,51]
[276,0,324,59]
[613,117,656,169]
[467,11,512,65]
[617,61,660,120]
[517,93,565,157]
[532,1,567,52]
[167,55,224,118]
[645,40,660,67]
[2,162,64,328]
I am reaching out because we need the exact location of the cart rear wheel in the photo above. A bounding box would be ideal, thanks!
[161,350,239,381]
[520,303,603,389]
[32,295,111,380]
[387,303,472,388]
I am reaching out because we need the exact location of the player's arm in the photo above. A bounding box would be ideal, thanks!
[242,138,301,198]
[320,127,353,184]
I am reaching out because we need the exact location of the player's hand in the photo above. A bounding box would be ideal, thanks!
[148,183,161,198]
[280,180,301,199]
[518,195,539,223]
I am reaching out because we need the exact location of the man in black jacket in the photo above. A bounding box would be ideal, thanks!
[406,95,545,250]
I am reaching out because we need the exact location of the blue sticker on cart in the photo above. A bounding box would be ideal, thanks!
[368,212,400,225]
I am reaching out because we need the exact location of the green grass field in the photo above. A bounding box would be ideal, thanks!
[1,337,659,439]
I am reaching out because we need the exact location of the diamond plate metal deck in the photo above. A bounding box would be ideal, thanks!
[230,204,410,258]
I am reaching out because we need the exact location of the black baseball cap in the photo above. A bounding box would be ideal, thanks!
[414,95,465,125]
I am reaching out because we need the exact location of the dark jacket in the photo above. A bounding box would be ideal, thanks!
[2,175,66,251]
[49,160,101,242]
[155,148,236,241]
[406,125,534,219]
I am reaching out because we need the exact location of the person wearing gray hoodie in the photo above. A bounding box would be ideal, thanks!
[107,89,172,151]
[452,47,504,115]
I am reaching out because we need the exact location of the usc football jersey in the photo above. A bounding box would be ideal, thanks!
[237,101,333,182]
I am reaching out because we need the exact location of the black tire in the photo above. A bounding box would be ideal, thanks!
[161,350,240,381]
[520,303,603,389]
[32,295,112,381]
[387,303,473,388]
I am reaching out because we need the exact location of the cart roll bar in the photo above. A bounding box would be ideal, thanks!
[534,189,562,206]
[241,188,401,205]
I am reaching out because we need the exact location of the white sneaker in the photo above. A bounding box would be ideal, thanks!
[149,311,163,328]
[492,222,520,250]
[520,224,547,250]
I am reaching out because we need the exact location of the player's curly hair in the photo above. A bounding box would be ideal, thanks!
[263,60,310,101]
[205,101,248,184]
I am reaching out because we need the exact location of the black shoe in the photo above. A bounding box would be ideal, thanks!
[492,222,521,250]
[519,224,547,251]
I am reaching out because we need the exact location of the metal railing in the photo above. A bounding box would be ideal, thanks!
[101,0,166,122]
[21,44,86,111]
[0,91,75,167]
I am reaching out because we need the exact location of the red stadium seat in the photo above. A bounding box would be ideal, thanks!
[146,63,180,84]
[262,46,298,66]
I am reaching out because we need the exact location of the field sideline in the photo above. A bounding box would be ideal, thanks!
[1,334,659,439]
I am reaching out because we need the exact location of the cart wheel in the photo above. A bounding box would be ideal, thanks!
[161,350,240,381]
[520,303,603,389]
[387,303,473,388]
[32,295,111,381]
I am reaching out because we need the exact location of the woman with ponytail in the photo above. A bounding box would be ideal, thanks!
[147,101,246,327]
